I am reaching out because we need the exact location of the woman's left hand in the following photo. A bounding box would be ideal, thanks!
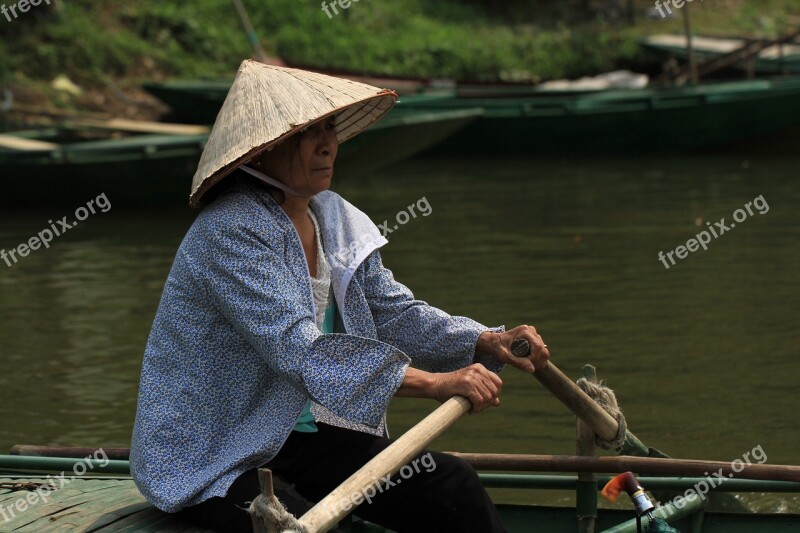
[476,325,550,375]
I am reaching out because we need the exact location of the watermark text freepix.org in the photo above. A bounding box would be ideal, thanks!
[658,194,768,269]
[321,0,364,19]
[654,0,702,19]
[1,0,51,23]
[378,196,432,237]
[346,195,433,263]
[0,448,110,523]
[658,444,767,515]
[1,192,111,268]
[320,452,437,518]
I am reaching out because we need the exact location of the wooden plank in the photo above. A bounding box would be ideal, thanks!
[78,501,152,532]
[67,118,210,136]
[99,506,215,532]
[0,135,59,151]
[0,477,147,532]
[10,446,131,461]
[447,453,800,482]
[47,487,147,531]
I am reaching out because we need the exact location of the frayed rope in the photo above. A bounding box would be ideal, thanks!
[248,494,307,533]
[576,377,627,450]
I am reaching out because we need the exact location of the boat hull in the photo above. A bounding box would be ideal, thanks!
[395,78,800,154]
[1,473,798,532]
[0,110,480,206]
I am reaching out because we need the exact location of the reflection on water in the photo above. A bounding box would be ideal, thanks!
[0,154,797,511]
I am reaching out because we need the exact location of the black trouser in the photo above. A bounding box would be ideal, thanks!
[177,423,506,533]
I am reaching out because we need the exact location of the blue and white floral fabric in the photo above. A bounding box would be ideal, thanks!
[130,173,504,512]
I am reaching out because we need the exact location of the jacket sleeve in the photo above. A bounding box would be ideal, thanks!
[360,248,504,374]
[186,209,410,429]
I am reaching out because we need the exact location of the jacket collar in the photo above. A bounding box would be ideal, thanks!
[241,175,387,306]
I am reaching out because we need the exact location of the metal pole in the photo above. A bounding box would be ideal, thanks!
[576,365,598,533]
[232,0,269,63]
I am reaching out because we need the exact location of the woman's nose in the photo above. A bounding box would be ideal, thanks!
[317,128,338,155]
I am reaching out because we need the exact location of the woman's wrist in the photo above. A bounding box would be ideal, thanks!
[475,331,501,359]
[395,367,438,400]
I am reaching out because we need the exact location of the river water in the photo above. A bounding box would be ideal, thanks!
[0,153,797,512]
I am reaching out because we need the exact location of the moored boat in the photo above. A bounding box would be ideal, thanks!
[394,77,800,154]
[143,75,455,125]
[0,129,209,206]
[0,109,481,206]
[640,34,800,75]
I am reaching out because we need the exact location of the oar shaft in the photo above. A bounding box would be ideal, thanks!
[297,396,471,533]
[511,339,619,442]
[533,363,620,443]
[447,453,800,483]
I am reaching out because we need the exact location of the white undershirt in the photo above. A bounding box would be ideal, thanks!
[307,207,331,329]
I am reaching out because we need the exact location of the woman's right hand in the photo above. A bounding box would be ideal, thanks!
[432,364,503,414]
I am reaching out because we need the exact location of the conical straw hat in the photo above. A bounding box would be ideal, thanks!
[189,60,398,207]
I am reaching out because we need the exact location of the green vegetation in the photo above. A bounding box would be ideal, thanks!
[0,0,799,113]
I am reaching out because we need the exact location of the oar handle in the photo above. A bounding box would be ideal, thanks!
[511,339,620,443]
[296,396,472,532]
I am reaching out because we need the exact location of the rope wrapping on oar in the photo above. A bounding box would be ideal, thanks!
[576,377,627,450]
[248,493,307,533]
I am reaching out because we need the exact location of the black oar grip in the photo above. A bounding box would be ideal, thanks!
[510,338,530,357]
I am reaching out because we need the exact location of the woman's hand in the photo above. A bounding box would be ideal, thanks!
[397,365,503,413]
[476,325,550,375]
[431,364,503,414]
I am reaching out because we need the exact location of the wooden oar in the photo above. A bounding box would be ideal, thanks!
[66,118,210,135]
[446,453,800,483]
[294,396,472,533]
[0,135,59,151]
[511,339,620,444]
[9,445,130,461]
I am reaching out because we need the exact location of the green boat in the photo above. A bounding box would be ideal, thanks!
[0,129,209,206]
[393,77,800,154]
[143,79,237,125]
[335,108,481,176]
[145,76,800,155]
[2,453,799,532]
[0,108,480,206]
[640,34,800,75]
[143,77,454,125]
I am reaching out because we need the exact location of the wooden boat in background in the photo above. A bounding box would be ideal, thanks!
[394,77,800,154]
[143,79,233,125]
[335,107,481,176]
[0,126,209,206]
[145,74,800,157]
[143,73,455,125]
[0,109,481,206]
[142,72,646,125]
[640,34,800,75]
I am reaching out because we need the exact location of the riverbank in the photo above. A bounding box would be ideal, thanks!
[1,0,799,122]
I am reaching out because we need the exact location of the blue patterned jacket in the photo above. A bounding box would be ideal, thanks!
[130,175,503,512]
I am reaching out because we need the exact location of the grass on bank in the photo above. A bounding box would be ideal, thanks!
[0,0,799,116]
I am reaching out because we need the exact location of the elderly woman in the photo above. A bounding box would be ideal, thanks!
[131,61,549,533]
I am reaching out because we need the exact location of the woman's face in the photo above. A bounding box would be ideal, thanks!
[256,115,339,196]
